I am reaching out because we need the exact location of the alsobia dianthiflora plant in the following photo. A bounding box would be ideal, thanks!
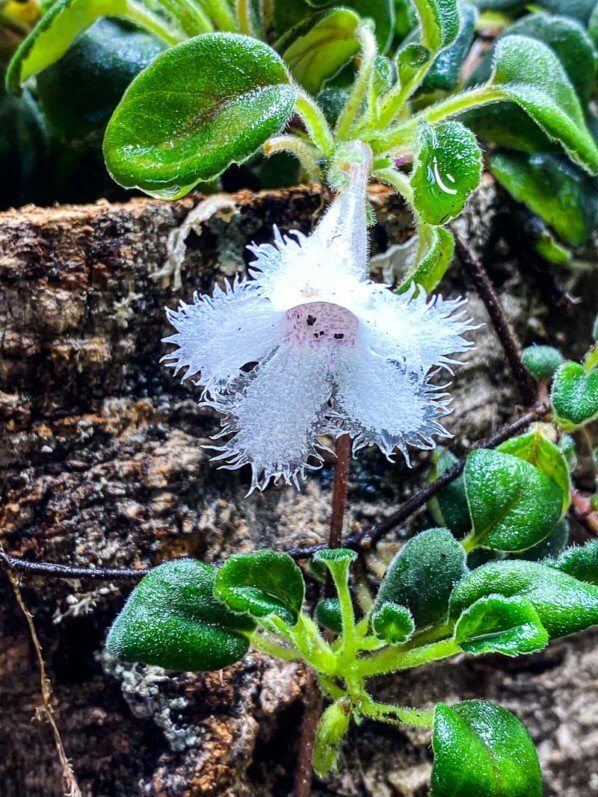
[6,0,598,791]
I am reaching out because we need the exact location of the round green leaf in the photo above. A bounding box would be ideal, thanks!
[418,2,476,94]
[511,518,569,562]
[106,559,254,672]
[521,344,565,382]
[398,222,455,293]
[464,449,563,552]
[375,528,468,628]
[454,595,548,656]
[103,34,296,198]
[498,429,571,516]
[551,540,598,585]
[411,120,482,225]
[488,151,597,247]
[36,19,164,147]
[312,547,358,584]
[551,361,598,429]
[283,9,360,94]
[371,601,415,643]
[316,598,343,633]
[431,701,542,797]
[215,550,305,626]
[313,699,351,777]
[449,559,598,639]
[490,35,598,174]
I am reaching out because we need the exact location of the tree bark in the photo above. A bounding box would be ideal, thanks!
[0,181,596,796]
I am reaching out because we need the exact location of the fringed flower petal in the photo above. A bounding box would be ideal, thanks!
[330,339,453,463]
[162,278,284,397]
[207,343,336,492]
[355,283,477,373]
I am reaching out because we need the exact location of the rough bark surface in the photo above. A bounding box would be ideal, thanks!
[0,181,596,797]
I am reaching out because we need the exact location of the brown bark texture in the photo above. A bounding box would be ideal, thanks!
[0,180,596,796]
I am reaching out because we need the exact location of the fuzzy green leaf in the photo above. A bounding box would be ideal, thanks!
[488,151,597,247]
[376,528,468,628]
[431,701,542,797]
[303,0,396,51]
[283,9,360,94]
[106,559,254,672]
[316,598,343,633]
[36,19,164,147]
[411,120,482,225]
[313,699,351,776]
[511,519,569,562]
[464,449,563,551]
[498,429,571,516]
[449,559,598,639]
[398,223,454,292]
[215,550,305,626]
[454,595,548,656]
[521,344,565,382]
[427,447,470,535]
[550,541,598,585]
[371,601,415,643]
[551,362,598,429]
[103,34,296,198]
[419,1,476,94]
[410,0,460,51]
[489,35,598,173]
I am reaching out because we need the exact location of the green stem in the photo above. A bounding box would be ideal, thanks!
[234,0,254,34]
[202,0,237,30]
[335,22,377,140]
[356,637,461,677]
[126,0,186,43]
[460,531,478,553]
[369,86,505,154]
[150,0,214,37]
[264,135,322,182]
[361,697,434,728]
[374,167,414,205]
[318,675,347,700]
[294,90,335,156]
[291,614,338,675]
[250,632,300,660]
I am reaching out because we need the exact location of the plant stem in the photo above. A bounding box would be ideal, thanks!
[571,490,598,535]
[335,23,377,139]
[234,0,254,34]
[356,638,461,677]
[264,135,322,182]
[294,433,352,797]
[203,0,237,30]
[127,0,186,43]
[450,224,537,407]
[361,697,434,728]
[295,91,335,156]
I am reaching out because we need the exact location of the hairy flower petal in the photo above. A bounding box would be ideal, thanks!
[162,278,284,396]
[207,342,336,492]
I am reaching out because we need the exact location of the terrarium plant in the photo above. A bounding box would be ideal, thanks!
[1,0,597,794]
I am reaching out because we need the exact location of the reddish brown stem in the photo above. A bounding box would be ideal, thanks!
[450,225,536,407]
[571,490,598,535]
[293,434,352,797]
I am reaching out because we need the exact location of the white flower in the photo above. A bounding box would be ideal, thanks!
[163,142,475,492]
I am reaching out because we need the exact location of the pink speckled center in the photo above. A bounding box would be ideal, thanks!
[285,302,359,347]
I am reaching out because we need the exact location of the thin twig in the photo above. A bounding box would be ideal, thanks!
[294,434,352,797]
[3,560,82,797]
[0,403,551,581]
[450,224,537,407]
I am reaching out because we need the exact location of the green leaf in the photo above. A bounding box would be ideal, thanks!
[489,35,598,174]
[431,701,542,797]
[498,429,571,516]
[316,598,343,633]
[106,559,254,672]
[396,42,432,87]
[505,12,596,105]
[449,559,598,639]
[35,19,164,147]
[313,699,351,776]
[464,449,563,551]
[551,362,598,429]
[411,120,483,225]
[590,2,598,46]
[551,541,598,585]
[304,0,396,51]
[540,0,596,25]
[427,447,471,536]
[371,601,415,643]
[215,550,305,626]
[312,547,358,582]
[488,151,598,247]
[376,528,468,628]
[454,595,548,656]
[283,9,360,94]
[6,0,164,94]
[511,518,569,562]
[419,2,476,94]
[521,344,565,382]
[103,34,296,198]
[410,0,460,51]
[398,223,455,292]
